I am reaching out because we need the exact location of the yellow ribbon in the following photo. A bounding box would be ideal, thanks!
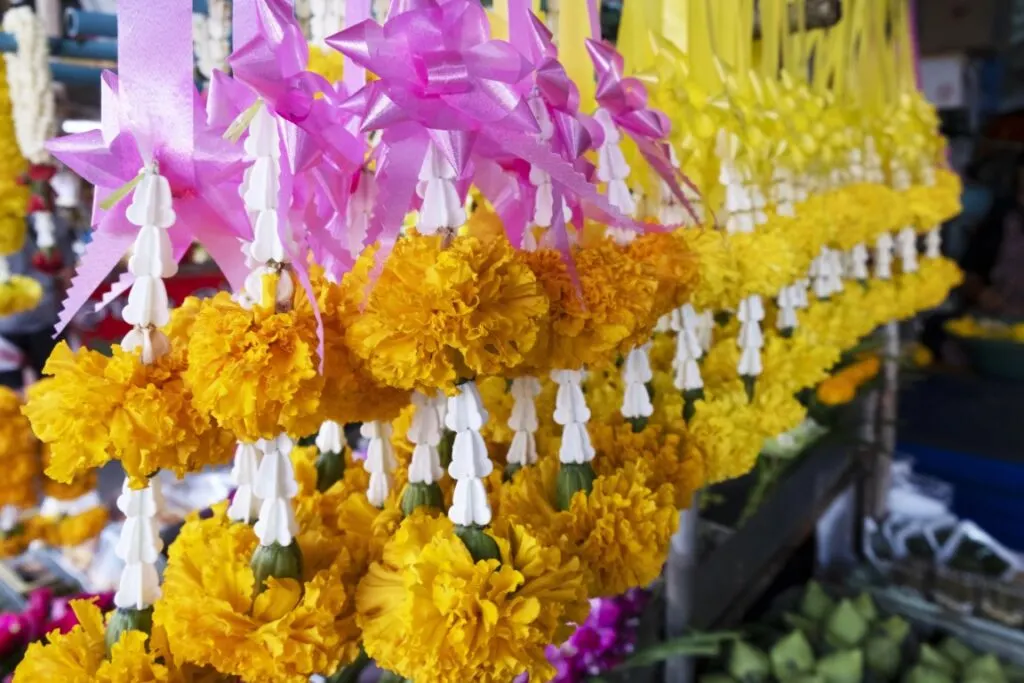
[557,0,596,113]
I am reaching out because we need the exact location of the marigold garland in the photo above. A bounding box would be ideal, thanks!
[25,344,232,488]
[156,511,356,683]
[357,512,589,683]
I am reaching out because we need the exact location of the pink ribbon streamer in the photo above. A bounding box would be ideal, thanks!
[47,2,251,338]
[343,0,372,93]
[585,37,701,225]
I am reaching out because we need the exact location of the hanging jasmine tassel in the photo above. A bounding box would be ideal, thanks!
[670,304,705,422]
[403,391,445,515]
[897,226,919,274]
[737,295,764,402]
[107,164,176,650]
[314,420,346,492]
[250,434,303,597]
[776,285,799,338]
[108,478,161,653]
[552,369,596,510]
[506,376,541,478]
[621,344,654,432]
[362,421,397,508]
[446,381,499,562]
[848,243,870,284]
[227,442,262,523]
[595,108,636,244]
[875,232,894,280]
[416,140,466,237]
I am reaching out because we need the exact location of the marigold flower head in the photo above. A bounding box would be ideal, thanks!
[522,242,656,371]
[591,421,705,509]
[500,458,678,597]
[296,269,409,424]
[0,275,43,317]
[626,231,699,323]
[156,512,355,682]
[0,386,37,508]
[345,233,548,393]
[25,343,232,489]
[357,512,589,683]
[184,291,325,442]
[13,599,193,683]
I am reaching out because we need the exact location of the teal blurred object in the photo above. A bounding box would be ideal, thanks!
[945,184,992,263]
[960,337,1024,381]
[954,316,1024,381]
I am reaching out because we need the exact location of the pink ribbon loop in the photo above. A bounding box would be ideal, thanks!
[585,37,702,224]
[46,0,251,338]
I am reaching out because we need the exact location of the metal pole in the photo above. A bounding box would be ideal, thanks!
[36,0,63,37]
[0,34,117,61]
[65,2,209,39]
[664,496,700,683]
[868,321,900,518]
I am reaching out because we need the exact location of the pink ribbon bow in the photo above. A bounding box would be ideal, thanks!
[585,38,701,223]
[47,0,251,337]
[328,0,647,268]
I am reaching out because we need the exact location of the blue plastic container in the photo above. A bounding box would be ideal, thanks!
[897,443,1024,552]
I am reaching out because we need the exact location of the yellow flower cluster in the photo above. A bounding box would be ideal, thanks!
[25,344,233,488]
[0,386,38,510]
[357,513,588,683]
[0,60,28,259]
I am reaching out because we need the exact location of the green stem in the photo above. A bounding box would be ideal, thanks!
[325,649,371,683]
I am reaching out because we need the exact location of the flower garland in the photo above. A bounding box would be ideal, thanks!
[0,53,34,317]
[3,5,59,259]
[14,0,966,681]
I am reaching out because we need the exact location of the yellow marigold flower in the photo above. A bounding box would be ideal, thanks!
[25,344,231,489]
[0,386,37,509]
[522,242,655,370]
[357,513,589,683]
[626,231,699,323]
[156,513,354,682]
[729,227,799,303]
[591,421,705,509]
[41,444,97,501]
[688,390,763,483]
[0,276,43,317]
[297,269,409,424]
[677,229,734,311]
[39,506,109,547]
[0,62,28,259]
[346,233,548,393]
[817,376,857,406]
[500,458,677,597]
[307,45,344,84]
[185,290,324,441]
[13,599,196,683]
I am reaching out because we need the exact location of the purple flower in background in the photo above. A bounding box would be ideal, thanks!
[531,588,651,683]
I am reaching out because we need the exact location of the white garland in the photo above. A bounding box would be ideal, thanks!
[3,6,57,251]
[446,381,493,526]
[310,0,345,47]
[2,7,55,166]
[193,0,231,80]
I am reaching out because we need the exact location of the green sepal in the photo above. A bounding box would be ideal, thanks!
[438,430,456,469]
[556,462,596,511]
[105,606,153,656]
[251,541,304,598]
[627,416,649,433]
[504,462,522,481]
[400,482,444,517]
[454,525,501,563]
[315,449,345,493]
[742,374,757,403]
[683,387,705,423]
[779,327,794,339]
